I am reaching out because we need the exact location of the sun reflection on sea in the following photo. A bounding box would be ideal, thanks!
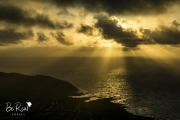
[73,67,132,105]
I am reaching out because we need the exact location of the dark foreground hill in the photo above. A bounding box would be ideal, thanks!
[0,72,80,102]
[0,72,154,120]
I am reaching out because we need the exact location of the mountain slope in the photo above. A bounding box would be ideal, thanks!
[0,72,80,101]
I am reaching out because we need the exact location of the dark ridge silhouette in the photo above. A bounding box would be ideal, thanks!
[0,72,154,120]
[0,72,80,102]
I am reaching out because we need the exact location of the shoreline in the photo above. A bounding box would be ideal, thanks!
[0,72,155,120]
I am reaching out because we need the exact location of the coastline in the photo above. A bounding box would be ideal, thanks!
[0,72,154,120]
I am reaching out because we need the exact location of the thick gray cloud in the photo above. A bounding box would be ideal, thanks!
[51,32,73,46]
[0,0,179,47]
[37,32,49,42]
[95,15,180,47]
[95,15,144,47]
[0,29,34,45]
[0,4,73,29]
[140,21,180,45]
[77,24,93,36]
[151,26,180,45]
[50,0,178,15]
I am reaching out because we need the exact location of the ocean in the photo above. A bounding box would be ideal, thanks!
[0,57,180,120]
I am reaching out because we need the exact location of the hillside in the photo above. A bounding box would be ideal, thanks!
[0,72,154,120]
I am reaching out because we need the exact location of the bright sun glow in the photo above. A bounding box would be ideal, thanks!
[120,23,127,28]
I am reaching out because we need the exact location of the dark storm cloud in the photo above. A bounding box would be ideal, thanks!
[95,15,180,47]
[151,26,180,45]
[140,20,180,45]
[95,15,144,47]
[0,4,73,29]
[77,24,93,36]
[51,32,73,45]
[37,32,49,42]
[50,0,178,15]
[0,29,34,45]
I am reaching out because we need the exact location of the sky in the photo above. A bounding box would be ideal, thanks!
[0,0,180,57]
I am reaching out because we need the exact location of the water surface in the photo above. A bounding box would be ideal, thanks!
[0,57,180,120]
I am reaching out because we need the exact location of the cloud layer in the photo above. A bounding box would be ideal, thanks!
[139,21,180,45]
[0,0,179,48]
[95,15,144,47]
[0,29,33,45]
[0,4,73,29]
[50,0,178,15]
